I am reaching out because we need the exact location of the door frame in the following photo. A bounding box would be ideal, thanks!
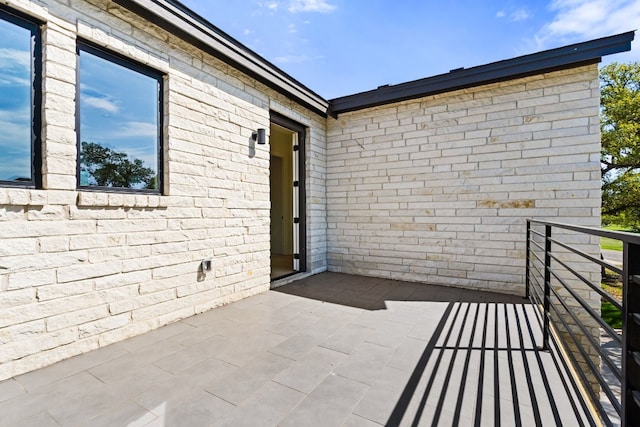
[270,111,307,274]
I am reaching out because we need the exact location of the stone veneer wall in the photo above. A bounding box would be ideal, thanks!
[326,64,602,296]
[0,0,327,380]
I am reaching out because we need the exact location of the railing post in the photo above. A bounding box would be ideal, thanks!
[526,220,531,299]
[542,224,552,351]
[622,241,640,426]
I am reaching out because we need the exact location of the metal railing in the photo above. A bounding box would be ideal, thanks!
[526,220,640,427]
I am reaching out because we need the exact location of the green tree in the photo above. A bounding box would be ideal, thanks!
[600,62,640,230]
[80,142,157,189]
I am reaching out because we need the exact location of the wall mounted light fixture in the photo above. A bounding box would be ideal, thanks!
[252,128,266,145]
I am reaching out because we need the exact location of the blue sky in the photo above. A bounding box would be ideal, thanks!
[0,18,32,181]
[180,0,639,99]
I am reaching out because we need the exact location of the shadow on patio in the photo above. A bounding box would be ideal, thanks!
[0,272,590,426]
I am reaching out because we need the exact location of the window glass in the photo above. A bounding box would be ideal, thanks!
[78,45,161,191]
[0,13,36,184]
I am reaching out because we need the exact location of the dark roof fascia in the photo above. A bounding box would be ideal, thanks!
[328,31,635,116]
[112,0,330,117]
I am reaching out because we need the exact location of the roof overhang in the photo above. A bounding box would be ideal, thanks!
[112,0,330,117]
[328,31,635,116]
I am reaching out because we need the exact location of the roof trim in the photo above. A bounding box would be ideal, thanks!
[328,31,635,116]
[113,0,330,117]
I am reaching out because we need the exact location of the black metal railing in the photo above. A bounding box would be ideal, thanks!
[526,219,640,426]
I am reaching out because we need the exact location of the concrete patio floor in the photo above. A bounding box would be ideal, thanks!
[0,272,592,426]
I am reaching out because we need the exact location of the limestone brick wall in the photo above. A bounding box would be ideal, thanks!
[326,65,602,296]
[0,0,327,380]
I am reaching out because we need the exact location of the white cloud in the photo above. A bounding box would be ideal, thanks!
[0,48,30,71]
[0,108,30,148]
[116,121,158,138]
[266,1,279,11]
[0,48,31,87]
[535,0,640,49]
[0,75,30,87]
[288,0,336,13]
[288,24,297,33]
[82,95,119,114]
[510,8,531,21]
[496,8,530,21]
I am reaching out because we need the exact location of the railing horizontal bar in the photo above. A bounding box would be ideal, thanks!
[548,266,622,345]
[530,239,544,252]
[632,275,640,286]
[634,391,640,409]
[546,298,622,416]
[546,282,623,382]
[634,352,640,368]
[529,248,544,265]
[529,228,545,238]
[549,253,622,311]
[633,313,640,327]
[550,237,623,276]
[531,263,544,283]
[528,219,640,245]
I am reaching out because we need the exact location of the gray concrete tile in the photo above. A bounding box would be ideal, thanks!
[353,366,413,425]
[159,392,236,426]
[387,337,429,372]
[364,319,413,349]
[273,346,348,394]
[222,381,306,427]
[114,321,195,353]
[14,343,128,391]
[153,334,230,374]
[320,323,374,354]
[0,378,24,403]
[20,410,61,427]
[278,373,369,427]
[86,400,157,427]
[133,382,211,415]
[268,333,322,361]
[333,341,395,386]
[205,351,293,405]
[177,356,239,389]
[0,273,591,427]
[0,388,52,426]
[214,329,289,367]
[264,311,323,337]
[163,322,226,347]
[42,373,128,425]
[96,364,175,399]
[343,414,385,427]
[88,343,180,384]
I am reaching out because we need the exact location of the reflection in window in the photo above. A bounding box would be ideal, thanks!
[78,44,162,192]
[0,10,40,186]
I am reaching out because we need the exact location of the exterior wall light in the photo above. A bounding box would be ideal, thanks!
[252,128,266,144]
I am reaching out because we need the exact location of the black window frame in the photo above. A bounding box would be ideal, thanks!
[76,40,164,195]
[0,6,42,189]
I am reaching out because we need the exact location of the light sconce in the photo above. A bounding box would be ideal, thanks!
[252,128,266,145]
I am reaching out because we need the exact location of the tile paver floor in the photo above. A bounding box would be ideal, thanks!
[0,272,592,426]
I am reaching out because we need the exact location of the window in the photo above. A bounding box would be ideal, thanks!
[0,9,41,187]
[78,43,163,192]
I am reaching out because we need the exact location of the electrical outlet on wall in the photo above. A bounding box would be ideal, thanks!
[201,259,212,272]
